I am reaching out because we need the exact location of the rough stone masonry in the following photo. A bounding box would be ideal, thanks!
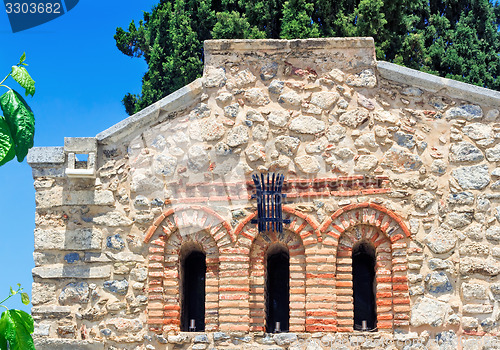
[27,38,500,350]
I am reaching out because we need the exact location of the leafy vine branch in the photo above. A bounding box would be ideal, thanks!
[0,284,35,350]
[0,52,36,167]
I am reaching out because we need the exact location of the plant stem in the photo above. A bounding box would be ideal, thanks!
[0,286,22,306]
[0,305,8,312]
[0,73,10,86]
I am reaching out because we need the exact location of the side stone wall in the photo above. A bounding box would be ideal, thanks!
[28,38,500,350]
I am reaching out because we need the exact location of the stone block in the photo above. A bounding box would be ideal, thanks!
[34,228,103,251]
[64,137,97,153]
[28,146,65,166]
[34,339,104,350]
[32,264,112,279]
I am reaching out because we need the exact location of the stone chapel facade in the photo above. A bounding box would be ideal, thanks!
[28,38,500,349]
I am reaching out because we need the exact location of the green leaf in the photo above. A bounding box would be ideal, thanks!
[0,90,35,162]
[10,66,35,97]
[0,310,35,350]
[19,53,25,64]
[0,117,15,167]
[20,294,29,306]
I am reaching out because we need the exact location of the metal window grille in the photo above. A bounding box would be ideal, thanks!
[251,173,290,233]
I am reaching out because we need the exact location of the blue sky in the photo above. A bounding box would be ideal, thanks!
[0,0,159,311]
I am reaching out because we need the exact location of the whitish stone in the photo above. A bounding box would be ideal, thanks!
[449,142,484,162]
[465,223,484,240]
[274,333,298,346]
[425,272,452,294]
[200,118,226,141]
[107,318,143,333]
[428,258,453,270]
[227,125,249,147]
[486,144,500,162]
[410,296,452,327]
[130,169,163,193]
[305,137,327,154]
[278,91,301,106]
[295,155,321,174]
[445,105,483,121]
[486,226,500,241]
[34,339,105,350]
[224,103,239,118]
[203,66,226,87]
[33,265,112,279]
[460,242,489,256]
[381,146,423,171]
[373,110,398,124]
[309,91,339,110]
[424,225,457,254]
[354,155,378,172]
[326,125,346,143]
[188,145,209,171]
[215,142,231,156]
[462,283,488,301]
[275,136,300,156]
[431,159,447,175]
[35,228,102,250]
[267,110,289,127]
[245,143,266,162]
[339,108,369,128]
[268,80,284,94]
[153,154,177,176]
[354,132,377,149]
[289,115,326,134]
[252,124,269,140]
[446,211,472,228]
[62,190,114,206]
[59,282,89,304]
[32,283,56,305]
[463,304,493,314]
[451,164,490,190]
[412,191,434,210]
[244,88,270,106]
[335,148,355,160]
[486,109,500,121]
[274,154,291,168]
[246,110,265,123]
[93,211,133,227]
[373,125,388,138]
[103,279,129,295]
[402,87,424,96]
[327,68,345,82]
[460,257,500,276]
[346,69,377,88]
[189,103,211,119]
[462,123,493,140]
[227,69,256,90]
[216,92,232,104]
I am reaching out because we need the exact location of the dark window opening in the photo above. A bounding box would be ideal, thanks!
[352,241,377,331]
[181,250,206,332]
[266,244,289,333]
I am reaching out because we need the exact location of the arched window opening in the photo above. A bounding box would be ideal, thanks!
[266,243,289,333]
[180,246,206,332]
[352,241,377,331]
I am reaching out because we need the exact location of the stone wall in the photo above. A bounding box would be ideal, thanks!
[27,38,500,350]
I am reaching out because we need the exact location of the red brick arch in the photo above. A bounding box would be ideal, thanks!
[319,202,411,332]
[231,206,320,332]
[144,206,233,333]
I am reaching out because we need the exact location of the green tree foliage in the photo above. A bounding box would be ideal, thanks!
[0,284,35,350]
[0,53,35,165]
[116,0,500,115]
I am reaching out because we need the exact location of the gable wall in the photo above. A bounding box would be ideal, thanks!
[28,38,500,350]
